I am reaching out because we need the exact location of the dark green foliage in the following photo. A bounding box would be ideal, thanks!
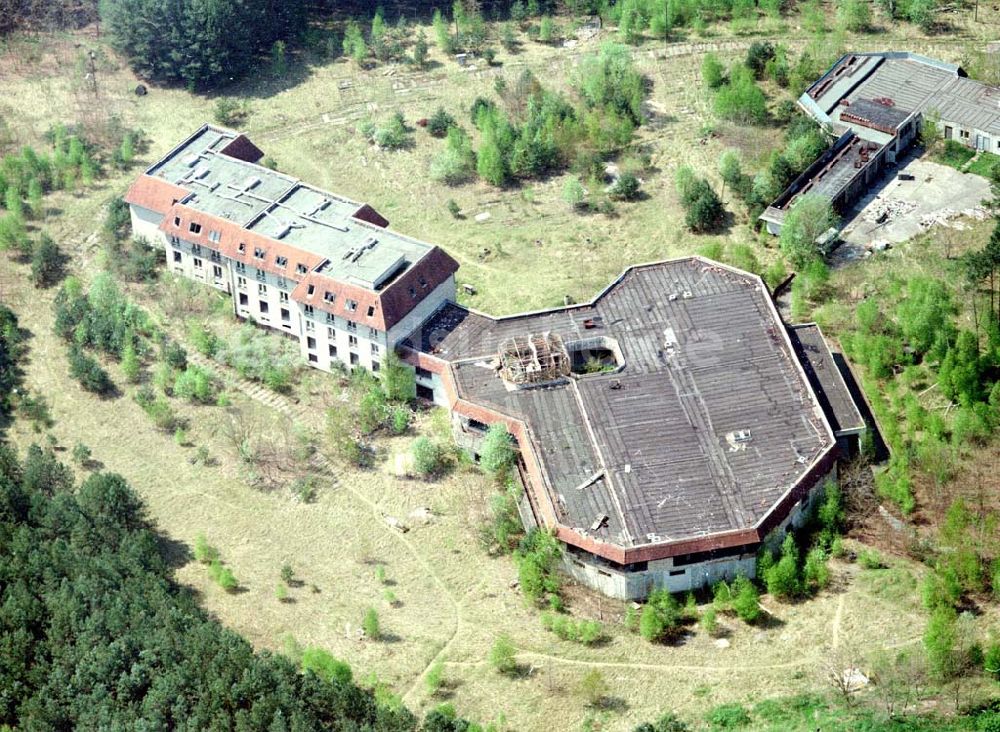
[53,275,151,359]
[479,480,524,554]
[713,65,768,125]
[611,172,641,201]
[730,574,761,623]
[488,634,518,675]
[382,351,416,403]
[632,712,691,732]
[702,53,726,89]
[676,168,724,232]
[101,0,306,89]
[0,305,24,417]
[764,534,802,599]
[30,233,63,288]
[67,345,113,395]
[0,445,427,729]
[427,107,458,137]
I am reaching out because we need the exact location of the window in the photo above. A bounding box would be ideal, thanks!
[368,327,378,338]
[212,265,223,278]
[307,284,315,296]
[191,243,202,255]
[668,569,686,577]
[305,320,315,332]
[304,305,314,316]
[327,327,336,339]
[349,335,358,347]
[239,293,248,306]
[235,261,246,273]
[366,305,375,317]
[416,367,432,380]
[257,283,267,296]
[324,291,335,304]
[276,276,287,288]
[208,231,221,243]
[346,320,357,332]
[371,360,380,373]
[210,250,221,262]
[276,255,288,268]
[189,222,201,234]
[325,313,335,325]
[255,268,266,282]
[307,336,317,350]
[237,276,247,290]
[350,352,360,366]
[173,216,181,227]
[308,353,318,363]
[281,308,290,322]
[960,129,970,139]
[259,301,269,315]
[237,242,246,254]
[172,251,182,263]
[193,257,203,269]
[329,344,337,358]
[371,343,380,355]
[296,263,307,275]
[253,247,266,259]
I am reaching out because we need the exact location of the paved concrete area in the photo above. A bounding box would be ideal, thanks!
[835,154,991,263]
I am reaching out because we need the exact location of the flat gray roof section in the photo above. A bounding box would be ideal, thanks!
[409,259,835,549]
[788,324,865,435]
[143,124,436,291]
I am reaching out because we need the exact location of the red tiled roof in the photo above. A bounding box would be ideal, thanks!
[124,175,189,216]
[352,204,390,228]
[378,247,459,331]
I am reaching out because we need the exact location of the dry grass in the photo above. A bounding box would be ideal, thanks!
[3,15,1000,729]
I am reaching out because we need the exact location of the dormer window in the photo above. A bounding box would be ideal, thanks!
[346,299,358,312]
[296,263,307,275]
[419,277,428,289]
[324,291,335,304]
[306,284,315,296]
[253,247,265,259]
[189,222,202,234]
[366,305,375,317]
[237,242,246,254]
[408,286,417,298]
[276,255,288,268]
[208,230,221,243]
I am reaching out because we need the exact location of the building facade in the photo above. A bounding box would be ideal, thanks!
[125,125,459,375]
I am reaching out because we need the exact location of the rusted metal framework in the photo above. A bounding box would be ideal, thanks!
[498,332,570,385]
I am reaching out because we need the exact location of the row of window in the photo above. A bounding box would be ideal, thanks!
[172,217,313,276]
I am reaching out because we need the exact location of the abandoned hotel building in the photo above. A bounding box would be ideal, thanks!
[762,51,1000,234]
[127,125,866,600]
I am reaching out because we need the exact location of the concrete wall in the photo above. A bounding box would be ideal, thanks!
[130,205,165,247]
[559,464,837,601]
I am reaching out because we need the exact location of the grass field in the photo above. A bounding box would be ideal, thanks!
[3,11,1000,729]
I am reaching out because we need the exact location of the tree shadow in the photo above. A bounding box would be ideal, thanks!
[157,532,193,570]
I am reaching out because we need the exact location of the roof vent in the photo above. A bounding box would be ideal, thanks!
[725,429,753,451]
[244,176,261,190]
[682,290,693,299]
[183,154,199,167]
[275,224,291,239]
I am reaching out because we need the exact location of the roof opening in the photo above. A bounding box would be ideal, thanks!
[498,332,570,386]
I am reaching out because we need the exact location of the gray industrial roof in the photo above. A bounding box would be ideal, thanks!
[406,259,835,549]
[788,324,865,435]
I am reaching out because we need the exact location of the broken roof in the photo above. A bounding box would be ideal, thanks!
[405,258,836,559]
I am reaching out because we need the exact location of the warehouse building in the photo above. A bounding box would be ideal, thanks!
[762,52,996,234]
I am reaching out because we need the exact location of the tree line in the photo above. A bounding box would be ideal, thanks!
[0,434,490,731]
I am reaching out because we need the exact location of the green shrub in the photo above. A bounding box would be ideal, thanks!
[700,606,719,636]
[412,437,444,477]
[194,533,220,564]
[639,589,683,642]
[188,322,219,357]
[71,442,92,465]
[480,423,516,478]
[731,575,761,623]
[362,607,380,639]
[427,107,457,137]
[301,647,353,684]
[764,534,801,599]
[705,702,751,729]
[489,634,518,675]
[68,345,113,395]
[173,365,215,404]
[30,233,63,287]
[207,559,238,592]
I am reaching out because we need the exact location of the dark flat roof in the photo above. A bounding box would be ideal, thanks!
[406,259,836,550]
[788,324,865,435]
